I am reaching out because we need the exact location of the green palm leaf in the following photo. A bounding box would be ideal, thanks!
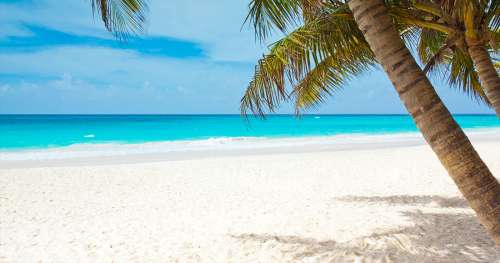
[242,0,498,117]
[447,48,488,102]
[292,52,373,112]
[241,8,375,116]
[245,0,303,41]
[90,0,148,39]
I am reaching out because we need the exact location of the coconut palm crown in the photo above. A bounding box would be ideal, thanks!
[399,0,500,115]
[240,0,499,116]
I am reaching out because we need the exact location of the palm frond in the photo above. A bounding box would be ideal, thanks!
[389,7,453,34]
[241,9,376,116]
[244,0,334,41]
[488,26,500,51]
[488,2,500,32]
[418,28,448,66]
[485,0,499,30]
[293,52,374,112]
[399,26,421,49]
[423,43,451,73]
[412,1,442,16]
[416,25,488,103]
[242,0,496,117]
[90,0,148,39]
[442,48,489,103]
[241,16,329,116]
[245,0,304,41]
[241,53,288,117]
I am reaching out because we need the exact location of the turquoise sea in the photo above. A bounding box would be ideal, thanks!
[1,114,499,149]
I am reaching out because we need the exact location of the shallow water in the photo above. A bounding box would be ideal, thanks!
[1,114,499,149]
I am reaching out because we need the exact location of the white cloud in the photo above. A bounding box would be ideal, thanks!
[146,0,268,61]
[0,84,10,95]
[0,0,268,62]
[0,45,253,89]
[0,1,111,39]
[0,46,254,113]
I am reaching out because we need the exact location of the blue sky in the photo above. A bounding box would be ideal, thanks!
[0,0,494,114]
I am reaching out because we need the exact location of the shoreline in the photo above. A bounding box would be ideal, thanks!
[1,128,499,168]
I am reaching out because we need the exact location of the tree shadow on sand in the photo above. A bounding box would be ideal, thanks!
[333,195,469,208]
[230,195,499,263]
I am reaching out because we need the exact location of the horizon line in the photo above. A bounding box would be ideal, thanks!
[0,113,496,116]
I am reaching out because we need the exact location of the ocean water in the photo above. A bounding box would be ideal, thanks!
[1,114,499,150]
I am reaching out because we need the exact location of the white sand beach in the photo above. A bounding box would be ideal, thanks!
[1,132,500,262]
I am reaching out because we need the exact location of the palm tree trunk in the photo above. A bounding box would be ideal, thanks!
[467,42,500,118]
[348,0,500,244]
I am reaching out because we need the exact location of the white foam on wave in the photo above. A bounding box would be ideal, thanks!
[83,134,95,138]
[0,137,267,161]
[1,128,499,161]
[0,134,416,161]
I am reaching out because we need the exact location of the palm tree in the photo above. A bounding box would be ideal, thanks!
[242,0,499,115]
[391,0,500,117]
[89,0,148,39]
[241,0,500,244]
[242,0,498,112]
[459,0,500,116]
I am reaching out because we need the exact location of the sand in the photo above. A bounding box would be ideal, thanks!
[1,133,499,262]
